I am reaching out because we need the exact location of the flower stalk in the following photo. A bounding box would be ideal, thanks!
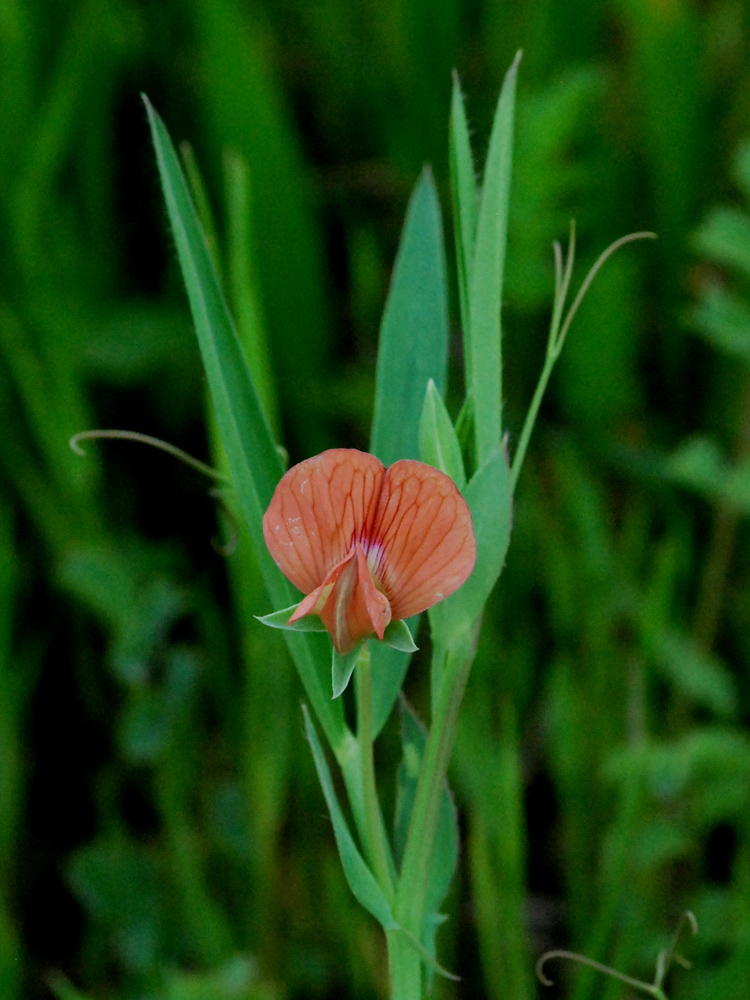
[356,644,396,900]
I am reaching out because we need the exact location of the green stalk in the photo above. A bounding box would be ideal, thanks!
[395,633,474,938]
[356,644,395,899]
[510,227,656,492]
[387,928,422,1000]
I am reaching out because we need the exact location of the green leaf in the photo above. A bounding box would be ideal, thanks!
[653,630,738,720]
[193,0,331,454]
[163,956,263,1000]
[469,52,520,465]
[450,72,478,343]
[454,393,475,476]
[368,167,450,734]
[394,700,458,981]
[371,166,450,466]
[332,645,361,699]
[690,284,750,363]
[418,378,466,490]
[429,448,513,644]
[223,148,279,432]
[179,141,222,276]
[733,140,750,204]
[302,706,396,930]
[255,604,327,633]
[48,976,95,1000]
[693,206,750,280]
[381,619,418,653]
[144,97,345,753]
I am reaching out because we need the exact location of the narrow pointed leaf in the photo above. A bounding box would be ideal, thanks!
[429,447,513,643]
[144,97,345,752]
[303,706,397,930]
[419,379,466,491]
[255,604,327,632]
[450,72,479,348]
[369,166,450,734]
[370,166,449,465]
[469,52,520,465]
[332,646,361,699]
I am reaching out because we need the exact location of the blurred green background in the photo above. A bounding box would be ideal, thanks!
[3,0,750,997]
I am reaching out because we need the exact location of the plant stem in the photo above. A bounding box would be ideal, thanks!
[387,928,423,1000]
[395,633,474,937]
[356,644,395,900]
[510,345,557,493]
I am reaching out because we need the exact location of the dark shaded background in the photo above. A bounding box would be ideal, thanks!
[2,0,750,998]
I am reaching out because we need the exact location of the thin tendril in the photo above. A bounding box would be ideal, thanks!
[536,950,661,996]
[537,911,698,999]
[69,430,229,483]
[654,911,698,989]
[555,231,657,351]
[553,239,564,300]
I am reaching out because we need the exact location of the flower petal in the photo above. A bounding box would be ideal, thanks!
[288,543,391,654]
[369,460,476,620]
[263,448,385,594]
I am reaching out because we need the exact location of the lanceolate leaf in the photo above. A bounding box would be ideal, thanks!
[370,166,449,466]
[469,52,520,466]
[369,166,450,735]
[144,98,345,752]
[303,706,397,930]
[419,379,466,491]
[430,447,513,644]
[450,72,479,348]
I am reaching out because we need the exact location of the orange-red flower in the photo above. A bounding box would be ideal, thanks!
[263,448,476,654]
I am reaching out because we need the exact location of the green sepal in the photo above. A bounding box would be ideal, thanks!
[332,645,362,699]
[419,379,466,491]
[381,619,418,653]
[255,603,327,633]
